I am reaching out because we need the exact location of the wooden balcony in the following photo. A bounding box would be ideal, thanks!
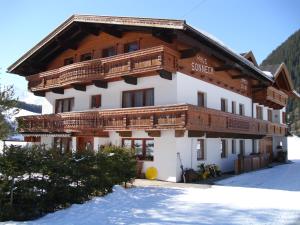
[253,86,288,109]
[18,104,287,138]
[27,45,179,93]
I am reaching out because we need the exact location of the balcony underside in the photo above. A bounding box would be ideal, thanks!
[27,46,178,94]
[18,104,287,138]
[253,87,288,109]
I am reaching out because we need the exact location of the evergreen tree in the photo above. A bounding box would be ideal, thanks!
[261,29,300,135]
[0,84,18,139]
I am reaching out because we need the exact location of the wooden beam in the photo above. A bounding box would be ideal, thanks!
[146,130,161,137]
[158,70,172,80]
[175,130,185,137]
[252,84,267,90]
[214,63,240,72]
[117,131,132,137]
[72,84,86,91]
[51,88,64,94]
[180,48,198,59]
[122,75,137,85]
[152,29,174,43]
[79,25,100,36]
[188,130,206,137]
[55,37,78,50]
[33,91,46,97]
[103,26,123,38]
[231,74,248,79]
[93,80,108,88]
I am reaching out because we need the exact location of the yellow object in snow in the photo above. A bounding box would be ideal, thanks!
[145,167,158,180]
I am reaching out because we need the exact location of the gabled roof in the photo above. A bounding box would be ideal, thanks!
[240,51,258,67]
[260,63,300,98]
[7,14,276,84]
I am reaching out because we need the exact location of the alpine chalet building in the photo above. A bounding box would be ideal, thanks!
[9,15,300,182]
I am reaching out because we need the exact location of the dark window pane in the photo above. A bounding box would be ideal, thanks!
[102,47,116,57]
[64,57,74,66]
[145,139,154,161]
[80,53,92,61]
[198,92,205,107]
[134,90,143,107]
[91,95,101,108]
[122,92,132,108]
[221,99,226,112]
[145,89,154,106]
[124,42,139,53]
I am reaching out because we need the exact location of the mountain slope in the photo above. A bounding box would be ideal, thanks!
[261,29,300,135]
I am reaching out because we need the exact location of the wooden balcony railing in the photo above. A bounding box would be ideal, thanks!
[253,86,288,109]
[27,46,179,92]
[18,104,287,138]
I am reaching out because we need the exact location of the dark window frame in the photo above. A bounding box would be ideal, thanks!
[124,41,139,53]
[232,139,236,154]
[55,98,74,113]
[256,105,263,120]
[54,137,72,153]
[221,139,227,158]
[122,88,154,108]
[122,138,154,161]
[239,140,245,155]
[221,98,227,112]
[267,109,273,122]
[239,103,245,116]
[64,57,74,66]
[91,95,101,108]
[80,52,92,62]
[102,46,117,57]
[197,92,205,107]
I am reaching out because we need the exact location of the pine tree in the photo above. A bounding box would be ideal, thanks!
[0,84,18,139]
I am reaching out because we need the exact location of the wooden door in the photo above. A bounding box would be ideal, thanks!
[77,136,94,152]
[259,137,273,162]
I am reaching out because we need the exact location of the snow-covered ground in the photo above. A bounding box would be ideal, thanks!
[2,136,300,225]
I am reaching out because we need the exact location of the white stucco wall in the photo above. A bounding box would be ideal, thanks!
[176,72,252,116]
[44,75,177,113]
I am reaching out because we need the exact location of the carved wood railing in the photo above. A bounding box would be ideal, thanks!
[253,86,288,109]
[27,45,179,92]
[18,104,287,137]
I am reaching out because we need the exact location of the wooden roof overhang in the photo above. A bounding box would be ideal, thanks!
[8,15,274,86]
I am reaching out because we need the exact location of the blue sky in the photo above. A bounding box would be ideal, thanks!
[0,0,299,102]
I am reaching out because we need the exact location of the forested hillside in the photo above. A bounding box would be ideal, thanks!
[261,29,300,135]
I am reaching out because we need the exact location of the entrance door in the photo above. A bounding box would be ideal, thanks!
[77,136,94,152]
[259,137,273,162]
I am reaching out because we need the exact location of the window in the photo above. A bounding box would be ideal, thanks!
[80,53,92,61]
[102,46,117,57]
[122,138,154,161]
[232,139,236,154]
[232,101,236,114]
[221,98,227,112]
[55,98,74,113]
[91,95,101,108]
[256,106,263,120]
[124,41,139,53]
[253,139,259,153]
[221,139,227,158]
[197,92,206,107]
[64,57,74,66]
[282,112,286,124]
[122,88,154,108]
[239,140,245,155]
[54,137,72,153]
[268,109,273,122]
[196,139,205,160]
[239,104,245,116]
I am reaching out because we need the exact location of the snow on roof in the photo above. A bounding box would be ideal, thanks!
[263,71,274,79]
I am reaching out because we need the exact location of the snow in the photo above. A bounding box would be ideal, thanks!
[1,136,300,225]
[263,71,274,79]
